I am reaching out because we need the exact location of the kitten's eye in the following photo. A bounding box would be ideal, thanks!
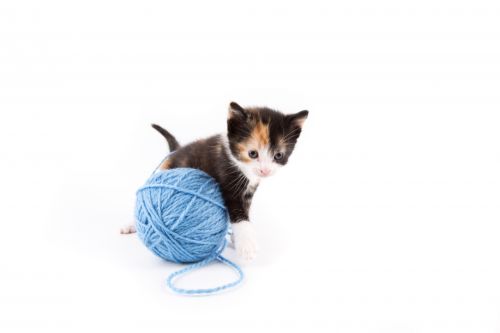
[248,150,259,159]
[274,152,284,161]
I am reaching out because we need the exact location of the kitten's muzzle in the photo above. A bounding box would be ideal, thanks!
[258,168,271,177]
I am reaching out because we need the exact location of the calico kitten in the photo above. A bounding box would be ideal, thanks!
[121,102,308,260]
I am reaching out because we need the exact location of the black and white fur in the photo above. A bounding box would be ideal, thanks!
[121,102,308,260]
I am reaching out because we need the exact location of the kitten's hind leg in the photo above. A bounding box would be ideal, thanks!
[120,224,136,234]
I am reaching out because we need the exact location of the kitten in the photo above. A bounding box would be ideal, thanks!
[121,102,308,260]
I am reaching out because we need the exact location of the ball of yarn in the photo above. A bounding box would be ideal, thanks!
[135,167,243,295]
[135,168,228,262]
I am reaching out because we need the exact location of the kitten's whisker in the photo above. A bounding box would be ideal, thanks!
[223,169,242,177]
[226,173,245,191]
[233,175,248,195]
[282,127,301,142]
[222,167,244,179]
[229,172,248,195]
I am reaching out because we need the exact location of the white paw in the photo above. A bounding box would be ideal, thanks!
[231,221,258,261]
[120,225,136,234]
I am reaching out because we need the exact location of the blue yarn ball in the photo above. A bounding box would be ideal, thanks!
[135,168,230,264]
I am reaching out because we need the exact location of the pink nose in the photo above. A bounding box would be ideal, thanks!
[259,168,271,176]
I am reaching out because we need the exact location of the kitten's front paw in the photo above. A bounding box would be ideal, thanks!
[231,221,258,261]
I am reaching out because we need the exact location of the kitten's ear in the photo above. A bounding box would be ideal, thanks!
[287,110,309,128]
[228,102,247,119]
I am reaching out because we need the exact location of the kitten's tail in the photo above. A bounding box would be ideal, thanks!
[151,124,180,152]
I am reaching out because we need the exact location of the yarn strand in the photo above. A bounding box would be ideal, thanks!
[166,251,244,295]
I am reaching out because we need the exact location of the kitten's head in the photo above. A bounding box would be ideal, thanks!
[226,102,308,180]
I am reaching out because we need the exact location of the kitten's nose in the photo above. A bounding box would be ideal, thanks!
[259,168,271,176]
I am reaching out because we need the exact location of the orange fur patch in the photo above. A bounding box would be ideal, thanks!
[235,121,270,163]
[234,117,271,163]
[237,143,252,162]
[160,159,171,170]
[251,121,269,147]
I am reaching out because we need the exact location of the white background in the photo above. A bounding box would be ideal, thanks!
[1,1,499,332]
